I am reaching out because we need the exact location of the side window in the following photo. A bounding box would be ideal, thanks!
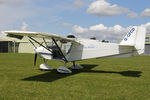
[145,37,149,42]
[63,42,72,54]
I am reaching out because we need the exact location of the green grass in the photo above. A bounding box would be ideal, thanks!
[0,53,150,100]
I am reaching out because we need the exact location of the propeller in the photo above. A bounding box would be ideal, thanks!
[34,53,37,66]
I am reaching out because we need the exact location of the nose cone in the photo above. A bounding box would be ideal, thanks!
[34,47,44,53]
[34,46,52,60]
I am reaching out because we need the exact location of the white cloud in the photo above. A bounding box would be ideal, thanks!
[0,5,34,27]
[141,8,150,17]
[72,25,88,34]
[141,22,150,34]
[21,22,28,31]
[56,23,72,27]
[73,0,84,7]
[72,24,149,43]
[0,0,24,6]
[90,24,107,30]
[87,0,138,18]
[0,0,54,30]
[71,24,128,42]
[127,11,139,18]
[71,22,150,42]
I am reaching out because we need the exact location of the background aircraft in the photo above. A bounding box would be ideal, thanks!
[4,26,146,73]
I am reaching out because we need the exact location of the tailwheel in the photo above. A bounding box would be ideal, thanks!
[70,61,83,70]
[57,63,72,74]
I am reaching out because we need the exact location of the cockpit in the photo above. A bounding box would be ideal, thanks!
[28,35,75,61]
[46,40,72,59]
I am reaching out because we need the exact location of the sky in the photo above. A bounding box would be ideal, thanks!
[0,0,150,42]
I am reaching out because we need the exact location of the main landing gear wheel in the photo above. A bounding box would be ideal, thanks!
[57,63,72,74]
[40,63,53,71]
[70,61,83,70]
[70,64,83,69]
[57,66,72,74]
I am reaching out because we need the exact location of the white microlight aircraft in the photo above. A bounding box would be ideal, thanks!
[4,26,146,73]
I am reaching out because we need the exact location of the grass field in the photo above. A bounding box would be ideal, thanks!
[0,53,150,100]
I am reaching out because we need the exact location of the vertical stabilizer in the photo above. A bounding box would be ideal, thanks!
[120,26,137,46]
[120,26,146,55]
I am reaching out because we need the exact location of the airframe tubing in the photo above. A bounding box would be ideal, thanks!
[28,36,52,52]
[52,38,68,63]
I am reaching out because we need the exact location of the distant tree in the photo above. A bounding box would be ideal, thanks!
[101,40,109,43]
[90,37,96,40]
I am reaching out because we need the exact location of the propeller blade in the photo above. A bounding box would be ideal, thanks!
[34,53,37,66]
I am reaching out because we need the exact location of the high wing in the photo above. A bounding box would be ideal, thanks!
[4,30,80,44]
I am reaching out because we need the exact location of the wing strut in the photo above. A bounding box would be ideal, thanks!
[43,38,48,47]
[52,38,68,63]
[28,36,52,52]
[29,39,36,48]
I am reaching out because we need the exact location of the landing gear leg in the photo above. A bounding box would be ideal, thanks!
[70,61,83,70]
[40,59,53,71]
[57,62,72,73]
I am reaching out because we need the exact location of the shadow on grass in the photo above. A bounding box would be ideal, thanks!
[22,64,142,82]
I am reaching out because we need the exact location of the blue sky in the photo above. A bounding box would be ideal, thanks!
[0,0,150,42]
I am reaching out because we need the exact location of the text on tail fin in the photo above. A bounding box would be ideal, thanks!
[124,28,135,41]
